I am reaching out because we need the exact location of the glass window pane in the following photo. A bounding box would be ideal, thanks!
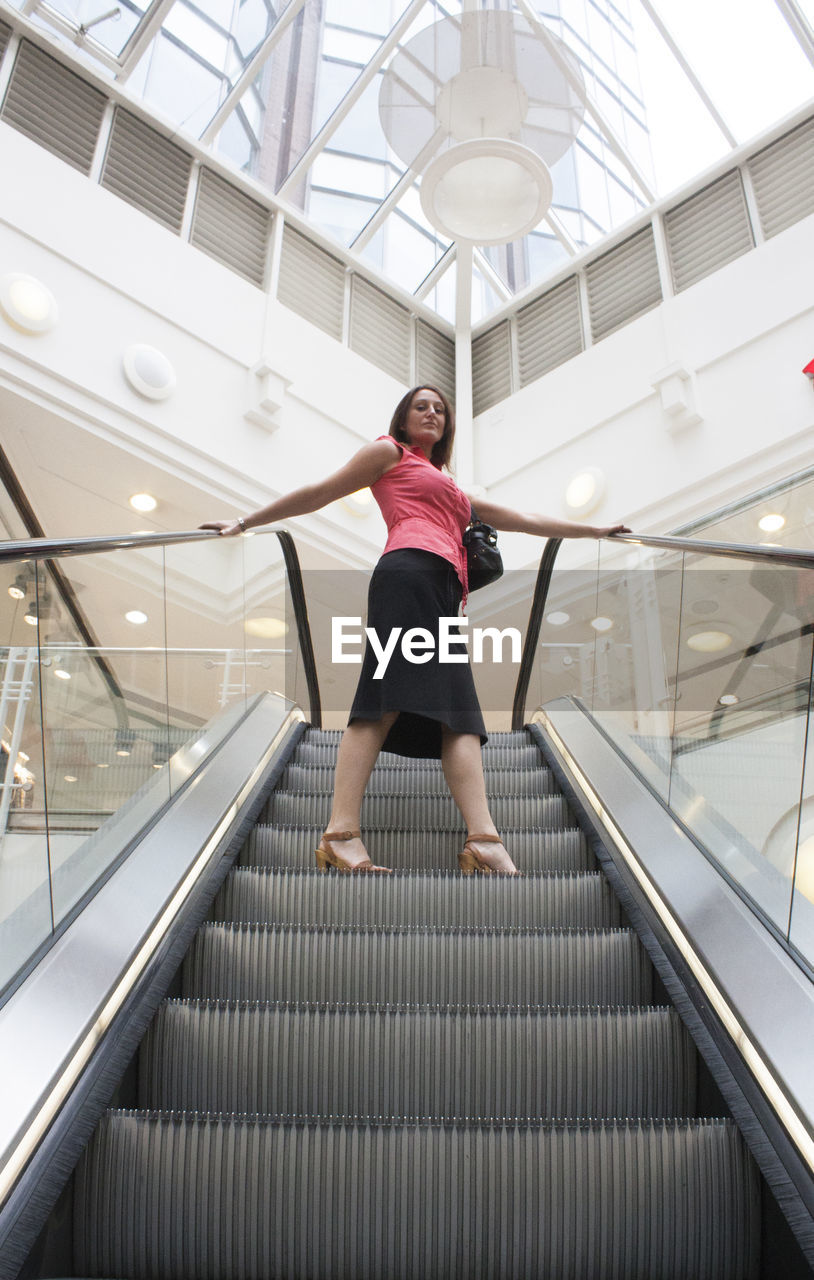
[132,34,224,137]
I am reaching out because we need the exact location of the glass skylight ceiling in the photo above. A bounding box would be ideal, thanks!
[11,0,814,322]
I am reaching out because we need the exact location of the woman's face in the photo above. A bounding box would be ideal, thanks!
[404,388,446,457]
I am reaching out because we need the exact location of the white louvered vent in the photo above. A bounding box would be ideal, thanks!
[190,169,269,285]
[101,108,191,234]
[585,226,662,343]
[0,41,106,174]
[277,225,346,341]
[748,115,814,240]
[472,321,512,415]
[416,320,455,395]
[516,276,583,386]
[664,171,753,293]
[349,276,411,383]
[0,20,11,63]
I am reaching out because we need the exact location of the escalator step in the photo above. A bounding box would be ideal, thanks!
[280,763,558,796]
[182,924,653,1007]
[213,868,622,930]
[74,1112,760,1280]
[262,791,572,829]
[292,741,544,768]
[240,825,593,871]
[140,1001,696,1120]
[305,729,524,745]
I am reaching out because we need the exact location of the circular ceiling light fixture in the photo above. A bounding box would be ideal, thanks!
[565,467,606,516]
[129,493,157,513]
[545,610,570,626]
[245,617,288,640]
[123,344,176,400]
[686,628,732,653]
[758,513,785,533]
[380,10,585,245]
[718,693,739,706]
[590,616,614,633]
[125,610,148,625]
[0,274,58,333]
[341,489,374,517]
[420,139,552,245]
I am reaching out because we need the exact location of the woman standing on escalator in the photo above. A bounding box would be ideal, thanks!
[202,385,629,875]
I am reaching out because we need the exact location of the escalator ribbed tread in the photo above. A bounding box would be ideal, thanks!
[73,725,761,1278]
[181,921,654,1006]
[213,867,623,928]
[74,1112,760,1279]
[242,825,593,871]
[140,1000,697,1118]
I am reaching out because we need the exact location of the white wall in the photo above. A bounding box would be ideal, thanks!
[1,117,813,581]
[477,213,814,570]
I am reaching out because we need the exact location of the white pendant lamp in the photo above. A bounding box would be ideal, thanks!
[379,9,586,245]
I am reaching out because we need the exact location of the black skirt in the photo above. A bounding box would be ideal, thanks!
[348,548,487,758]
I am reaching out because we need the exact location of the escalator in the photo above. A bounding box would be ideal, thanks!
[3,520,814,1277]
[62,727,761,1277]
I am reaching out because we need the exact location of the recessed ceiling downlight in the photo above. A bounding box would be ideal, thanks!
[245,617,288,639]
[123,344,176,400]
[758,513,785,533]
[687,629,732,653]
[129,494,157,513]
[565,468,606,516]
[125,610,148,625]
[0,274,58,333]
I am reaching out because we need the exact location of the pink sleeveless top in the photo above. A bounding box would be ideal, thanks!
[371,436,471,599]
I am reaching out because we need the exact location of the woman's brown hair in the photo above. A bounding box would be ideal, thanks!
[388,385,456,470]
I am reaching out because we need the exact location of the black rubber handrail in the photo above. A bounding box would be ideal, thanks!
[0,527,322,727]
[512,530,814,730]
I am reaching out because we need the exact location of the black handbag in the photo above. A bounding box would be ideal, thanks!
[463,507,503,591]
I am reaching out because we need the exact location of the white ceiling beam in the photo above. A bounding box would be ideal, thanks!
[116,0,176,82]
[513,0,656,201]
[198,0,307,145]
[414,244,456,300]
[637,0,738,147]
[774,0,814,67]
[351,126,445,252]
[473,249,512,302]
[277,0,428,199]
[542,209,579,255]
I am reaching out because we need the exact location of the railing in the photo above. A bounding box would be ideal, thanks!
[0,525,320,1000]
[515,528,814,973]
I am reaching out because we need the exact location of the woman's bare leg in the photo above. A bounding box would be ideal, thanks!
[323,711,399,868]
[440,727,519,873]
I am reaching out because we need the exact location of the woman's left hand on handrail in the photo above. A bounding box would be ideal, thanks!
[199,520,244,537]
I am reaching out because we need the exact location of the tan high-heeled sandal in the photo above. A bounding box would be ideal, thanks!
[315,829,392,874]
[458,833,519,876]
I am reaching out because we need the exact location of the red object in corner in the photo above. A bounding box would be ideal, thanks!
[804,359,814,379]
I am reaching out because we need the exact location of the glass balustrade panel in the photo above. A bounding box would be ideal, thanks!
[0,560,52,995]
[669,556,814,935]
[36,546,173,927]
[241,532,297,712]
[788,691,814,967]
[588,542,685,802]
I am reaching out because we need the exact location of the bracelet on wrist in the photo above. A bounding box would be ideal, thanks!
[237,516,246,532]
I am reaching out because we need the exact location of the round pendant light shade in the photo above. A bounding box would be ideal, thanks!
[380,9,585,244]
[420,138,553,244]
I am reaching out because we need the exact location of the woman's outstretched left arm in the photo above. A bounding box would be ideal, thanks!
[470,497,630,540]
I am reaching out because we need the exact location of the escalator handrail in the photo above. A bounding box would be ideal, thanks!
[0,527,322,727]
[512,529,814,730]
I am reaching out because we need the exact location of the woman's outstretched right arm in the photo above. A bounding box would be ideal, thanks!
[200,437,399,536]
